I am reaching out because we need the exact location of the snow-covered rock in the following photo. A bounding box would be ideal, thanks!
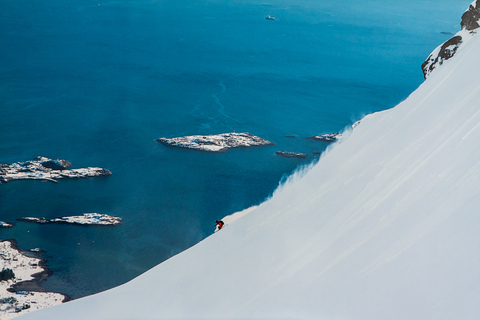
[306,132,342,142]
[0,222,14,228]
[50,213,122,226]
[18,213,122,226]
[422,0,480,78]
[157,132,274,152]
[0,157,112,184]
[17,218,50,224]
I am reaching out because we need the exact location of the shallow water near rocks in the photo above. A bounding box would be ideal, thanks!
[0,0,469,298]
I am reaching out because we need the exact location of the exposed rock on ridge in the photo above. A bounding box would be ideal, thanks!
[422,0,480,79]
[421,36,463,78]
[461,0,480,30]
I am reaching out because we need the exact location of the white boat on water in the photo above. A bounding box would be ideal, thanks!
[265,15,275,20]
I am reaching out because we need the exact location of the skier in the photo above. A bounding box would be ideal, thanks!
[215,220,225,231]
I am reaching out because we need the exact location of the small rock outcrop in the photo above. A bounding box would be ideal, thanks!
[0,221,14,228]
[275,151,308,159]
[306,133,342,142]
[39,158,72,170]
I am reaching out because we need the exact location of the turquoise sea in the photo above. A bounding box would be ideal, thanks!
[0,0,470,298]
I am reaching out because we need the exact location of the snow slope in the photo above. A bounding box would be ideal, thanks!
[19,11,480,320]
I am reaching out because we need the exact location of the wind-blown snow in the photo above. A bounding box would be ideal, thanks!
[18,14,480,320]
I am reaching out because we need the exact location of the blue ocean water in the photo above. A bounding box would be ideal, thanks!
[0,0,469,298]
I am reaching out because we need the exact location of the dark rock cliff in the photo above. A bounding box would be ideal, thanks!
[461,0,480,31]
[422,1,480,79]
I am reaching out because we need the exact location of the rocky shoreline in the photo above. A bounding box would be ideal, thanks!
[157,132,274,153]
[0,239,70,319]
[0,156,112,184]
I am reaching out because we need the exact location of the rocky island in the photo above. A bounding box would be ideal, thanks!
[18,213,122,226]
[157,132,274,153]
[0,157,112,184]
[306,133,342,142]
[275,151,308,159]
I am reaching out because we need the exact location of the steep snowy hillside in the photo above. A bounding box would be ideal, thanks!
[19,6,480,320]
